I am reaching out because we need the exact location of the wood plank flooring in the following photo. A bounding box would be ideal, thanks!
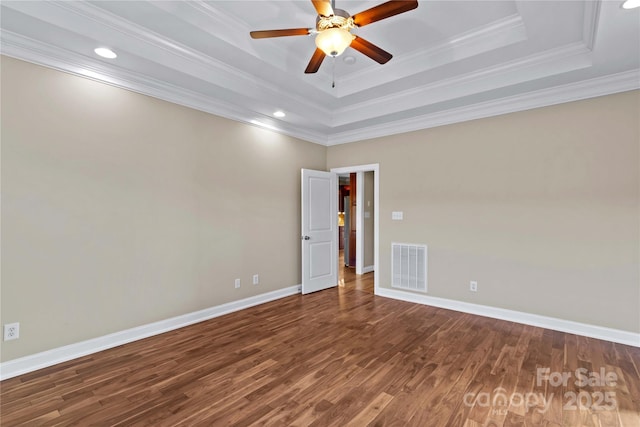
[338,250,374,294]
[1,286,639,426]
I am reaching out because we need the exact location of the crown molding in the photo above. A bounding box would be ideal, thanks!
[182,0,255,46]
[150,0,310,81]
[583,0,601,49]
[2,0,634,148]
[3,0,332,122]
[0,31,328,145]
[332,41,593,126]
[335,13,528,97]
[4,28,635,148]
[326,69,640,145]
[59,1,332,120]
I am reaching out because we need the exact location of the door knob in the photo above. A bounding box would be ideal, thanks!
[302,236,311,240]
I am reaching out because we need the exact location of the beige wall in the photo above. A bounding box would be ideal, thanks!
[2,55,638,365]
[328,90,640,333]
[1,57,326,361]
[364,171,375,268]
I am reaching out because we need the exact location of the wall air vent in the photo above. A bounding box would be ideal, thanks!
[391,243,427,292]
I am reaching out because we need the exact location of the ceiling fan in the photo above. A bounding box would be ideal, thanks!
[250,0,419,74]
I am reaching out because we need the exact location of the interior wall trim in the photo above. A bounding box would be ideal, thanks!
[0,285,301,381]
[0,31,328,145]
[335,13,528,97]
[376,288,640,348]
[3,282,637,381]
[333,41,593,126]
[3,30,637,147]
[328,69,640,145]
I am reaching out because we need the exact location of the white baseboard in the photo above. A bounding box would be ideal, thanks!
[362,265,375,274]
[376,288,640,348]
[0,285,301,380]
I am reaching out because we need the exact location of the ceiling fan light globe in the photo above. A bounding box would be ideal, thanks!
[315,28,354,57]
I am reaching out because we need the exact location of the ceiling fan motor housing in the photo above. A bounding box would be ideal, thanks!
[315,8,353,31]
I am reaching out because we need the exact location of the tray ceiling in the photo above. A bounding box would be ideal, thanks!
[1,1,639,145]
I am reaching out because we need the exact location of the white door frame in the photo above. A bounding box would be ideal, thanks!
[330,164,379,294]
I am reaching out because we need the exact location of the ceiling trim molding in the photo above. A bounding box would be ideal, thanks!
[5,27,635,148]
[326,69,640,146]
[0,31,328,145]
[4,25,635,148]
[332,41,593,126]
[56,1,332,119]
[52,1,262,84]
[183,0,254,43]
[151,0,302,74]
[582,0,601,49]
[335,13,528,97]
[5,0,332,121]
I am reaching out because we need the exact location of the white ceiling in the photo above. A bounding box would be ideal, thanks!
[1,1,639,145]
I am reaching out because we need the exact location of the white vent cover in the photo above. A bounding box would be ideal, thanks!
[391,243,427,292]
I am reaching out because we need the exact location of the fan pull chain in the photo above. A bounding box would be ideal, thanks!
[332,56,336,88]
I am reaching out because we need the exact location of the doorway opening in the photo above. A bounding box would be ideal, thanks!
[332,165,379,295]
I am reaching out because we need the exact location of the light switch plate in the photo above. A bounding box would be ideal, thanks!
[392,211,403,220]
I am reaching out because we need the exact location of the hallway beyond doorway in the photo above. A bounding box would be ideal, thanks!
[338,249,374,294]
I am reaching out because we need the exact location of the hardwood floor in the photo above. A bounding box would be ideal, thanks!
[338,249,374,294]
[2,287,639,426]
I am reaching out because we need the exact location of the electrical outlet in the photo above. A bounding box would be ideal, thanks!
[4,323,19,341]
[253,274,259,285]
[234,278,241,289]
[470,281,478,292]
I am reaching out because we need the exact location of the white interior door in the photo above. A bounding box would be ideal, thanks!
[301,169,337,294]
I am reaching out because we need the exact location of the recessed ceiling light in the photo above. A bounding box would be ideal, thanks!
[94,47,117,59]
[622,0,640,9]
[273,110,286,118]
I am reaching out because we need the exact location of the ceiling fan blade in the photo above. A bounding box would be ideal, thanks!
[350,36,392,64]
[311,0,334,17]
[250,28,311,39]
[305,48,326,73]
[351,0,418,27]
